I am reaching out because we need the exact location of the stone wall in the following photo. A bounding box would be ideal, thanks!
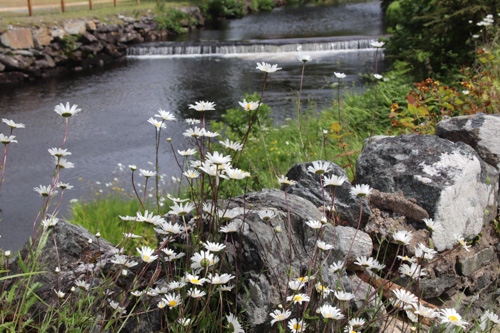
[0,8,204,85]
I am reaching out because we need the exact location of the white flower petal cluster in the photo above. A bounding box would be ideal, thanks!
[256,62,282,73]
[206,151,232,165]
[354,256,384,272]
[54,102,81,117]
[399,262,426,278]
[288,318,307,332]
[370,41,385,48]
[277,175,297,186]
[288,279,306,291]
[318,304,344,320]
[392,289,418,309]
[0,133,17,144]
[316,240,334,251]
[137,246,158,263]
[455,234,471,252]
[155,109,176,121]
[220,220,243,233]
[323,174,348,187]
[178,148,197,156]
[147,117,166,131]
[185,118,200,125]
[258,210,277,221]
[207,273,235,285]
[298,54,312,63]
[334,72,346,79]
[189,101,216,112]
[136,210,165,225]
[219,139,244,151]
[203,241,226,252]
[2,118,25,129]
[226,313,244,333]
[307,161,332,175]
[238,99,259,111]
[439,308,468,328]
[350,184,372,197]
[168,201,195,216]
[270,309,291,326]
[393,230,413,246]
[191,250,219,269]
[287,293,310,304]
[55,157,74,169]
[42,216,59,228]
[335,290,355,301]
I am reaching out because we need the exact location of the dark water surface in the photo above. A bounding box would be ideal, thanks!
[0,0,385,251]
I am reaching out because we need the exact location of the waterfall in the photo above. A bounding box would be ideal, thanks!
[127,36,385,57]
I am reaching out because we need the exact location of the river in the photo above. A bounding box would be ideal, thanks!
[0,0,385,251]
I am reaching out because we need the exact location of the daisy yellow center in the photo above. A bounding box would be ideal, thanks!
[192,279,200,284]
[144,255,149,260]
[298,277,306,282]
[294,324,301,330]
[247,104,251,109]
[449,315,458,322]
[169,300,177,307]
[294,296,303,301]
[277,315,282,319]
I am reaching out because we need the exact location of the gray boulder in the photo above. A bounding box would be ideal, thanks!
[226,189,373,329]
[356,134,498,252]
[436,113,500,172]
[284,161,372,228]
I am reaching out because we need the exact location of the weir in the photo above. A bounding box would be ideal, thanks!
[127,35,385,57]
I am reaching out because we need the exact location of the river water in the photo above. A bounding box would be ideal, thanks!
[0,0,385,251]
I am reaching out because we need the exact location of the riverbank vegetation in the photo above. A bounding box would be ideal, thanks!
[1,1,500,332]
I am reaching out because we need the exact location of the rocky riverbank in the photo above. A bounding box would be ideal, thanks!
[7,112,500,331]
[0,7,204,85]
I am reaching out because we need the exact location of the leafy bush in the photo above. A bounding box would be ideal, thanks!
[154,8,193,34]
[385,0,500,80]
[200,0,245,20]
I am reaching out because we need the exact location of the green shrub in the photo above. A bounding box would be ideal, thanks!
[385,0,500,80]
[154,8,193,34]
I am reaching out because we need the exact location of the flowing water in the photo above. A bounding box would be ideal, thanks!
[0,0,385,250]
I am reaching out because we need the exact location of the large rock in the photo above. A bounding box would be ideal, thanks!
[32,28,52,48]
[226,189,373,329]
[0,29,34,49]
[63,20,87,35]
[284,161,372,228]
[436,113,500,172]
[356,134,498,251]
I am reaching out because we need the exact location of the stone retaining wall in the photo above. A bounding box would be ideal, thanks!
[0,7,203,85]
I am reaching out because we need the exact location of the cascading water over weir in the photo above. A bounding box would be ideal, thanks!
[127,35,386,57]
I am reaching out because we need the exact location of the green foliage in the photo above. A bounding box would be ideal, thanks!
[254,0,275,11]
[61,34,80,56]
[389,40,500,134]
[385,0,500,80]
[199,0,245,20]
[154,8,193,34]
[67,193,158,251]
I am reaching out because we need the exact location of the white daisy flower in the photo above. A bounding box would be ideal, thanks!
[137,246,158,263]
[188,101,216,112]
[256,62,282,73]
[2,118,25,129]
[54,102,81,117]
[270,308,291,326]
[238,99,259,111]
[334,72,346,79]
